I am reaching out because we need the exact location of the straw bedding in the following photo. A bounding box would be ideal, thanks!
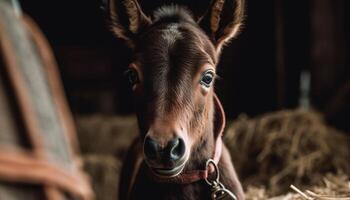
[76,109,350,200]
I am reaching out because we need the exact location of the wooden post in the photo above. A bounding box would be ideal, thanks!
[309,0,346,110]
[274,0,286,109]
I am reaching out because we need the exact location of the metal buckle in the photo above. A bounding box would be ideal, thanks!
[205,159,237,200]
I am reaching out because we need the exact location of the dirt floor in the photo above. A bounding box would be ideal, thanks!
[76,109,350,200]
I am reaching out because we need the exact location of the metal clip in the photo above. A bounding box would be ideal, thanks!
[205,159,237,200]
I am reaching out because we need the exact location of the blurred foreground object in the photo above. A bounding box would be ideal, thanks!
[0,1,93,199]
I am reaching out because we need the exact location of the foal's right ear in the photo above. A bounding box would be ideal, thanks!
[107,0,151,48]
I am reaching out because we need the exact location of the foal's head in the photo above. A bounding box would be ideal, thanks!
[109,0,244,177]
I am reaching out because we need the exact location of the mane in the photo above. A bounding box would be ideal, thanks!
[152,5,195,24]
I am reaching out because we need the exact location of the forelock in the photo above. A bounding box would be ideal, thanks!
[152,5,195,24]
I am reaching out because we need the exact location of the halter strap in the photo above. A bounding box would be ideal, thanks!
[149,94,226,184]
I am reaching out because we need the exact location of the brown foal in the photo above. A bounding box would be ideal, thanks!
[107,0,245,199]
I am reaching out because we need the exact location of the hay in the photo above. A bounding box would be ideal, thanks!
[76,115,138,157]
[77,115,138,200]
[225,109,350,196]
[245,173,350,200]
[308,173,350,199]
[76,110,350,199]
[83,154,121,200]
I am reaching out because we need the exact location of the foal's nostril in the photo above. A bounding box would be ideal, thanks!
[144,136,186,164]
[144,137,159,160]
[167,138,185,161]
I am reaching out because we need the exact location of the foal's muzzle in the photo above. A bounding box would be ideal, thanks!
[144,136,186,176]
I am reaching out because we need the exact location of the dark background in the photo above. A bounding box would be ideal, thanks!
[20,0,350,131]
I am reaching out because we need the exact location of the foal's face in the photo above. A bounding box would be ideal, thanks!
[128,23,217,176]
[108,0,244,177]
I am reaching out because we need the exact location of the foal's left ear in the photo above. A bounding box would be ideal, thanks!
[107,0,151,48]
[198,0,245,51]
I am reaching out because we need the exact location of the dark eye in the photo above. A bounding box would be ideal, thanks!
[200,70,215,87]
[125,68,139,85]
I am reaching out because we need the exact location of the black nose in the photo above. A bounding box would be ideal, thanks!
[144,137,185,163]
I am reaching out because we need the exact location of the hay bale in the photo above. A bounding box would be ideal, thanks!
[77,115,138,200]
[76,110,350,199]
[83,154,122,200]
[76,115,138,157]
[225,109,350,196]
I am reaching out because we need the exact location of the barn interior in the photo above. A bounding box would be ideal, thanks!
[0,0,349,199]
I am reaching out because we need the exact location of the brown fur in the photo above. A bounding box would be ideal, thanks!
[108,1,245,199]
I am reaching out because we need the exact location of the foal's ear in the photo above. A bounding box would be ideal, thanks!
[108,0,151,48]
[198,0,245,51]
